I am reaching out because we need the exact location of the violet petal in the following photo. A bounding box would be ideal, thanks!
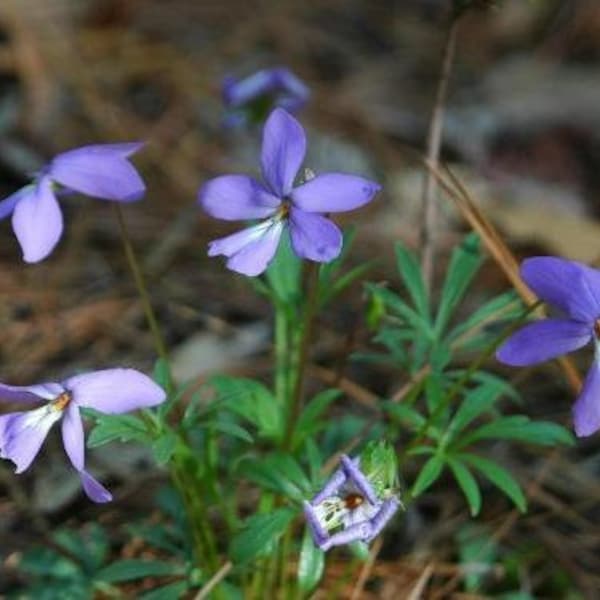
[80,470,113,503]
[11,177,63,263]
[65,368,166,414]
[208,220,284,276]
[261,108,305,196]
[0,407,61,473]
[0,381,64,403]
[340,455,378,505]
[61,403,84,470]
[496,318,591,366]
[198,175,280,221]
[521,257,600,323]
[49,143,145,202]
[0,186,33,220]
[291,173,381,213]
[573,358,600,437]
[289,208,342,263]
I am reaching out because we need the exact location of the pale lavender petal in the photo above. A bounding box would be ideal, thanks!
[223,68,309,110]
[0,381,64,403]
[496,319,591,366]
[198,175,280,221]
[320,522,372,551]
[273,68,310,110]
[80,470,112,503]
[341,455,378,505]
[11,177,63,263]
[364,498,400,542]
[65,368,166,414]
[289,208,342,263]
[0,406,61,473]
[303,500,329,548]
[208,220,284,276]
[291,174,381,213]
[0,186,34,220]
[49,144,145,202]
[521,257,600,323]
[311,466,347,505]
[573,359,600,437]
[222,70,278,107]
[61,403,84,470]
[261,108,305,196]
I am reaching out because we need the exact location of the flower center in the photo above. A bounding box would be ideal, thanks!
[276,201,290,220]
[595,320,600,338]
[51,391,72,412]
[344,493,365,510]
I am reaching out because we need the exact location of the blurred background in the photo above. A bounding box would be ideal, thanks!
[1,0,600,597]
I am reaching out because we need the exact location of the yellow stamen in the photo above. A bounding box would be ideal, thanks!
[51,391,71,412]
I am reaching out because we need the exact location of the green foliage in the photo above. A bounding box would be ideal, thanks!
[297,529,325,593]
[14,523,186,598]
[370,234,573,515]
[210,375,283,442]
[86,413,151,448]
[229,508,296,564]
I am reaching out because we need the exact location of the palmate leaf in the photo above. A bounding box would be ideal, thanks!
[292,389,342,449]
[87,413,150,448]
[211,375,282,441]
[444,381,508,442]
[229,508,296,564]
[238,453,311,501]
[434,233,483,336]
[458,453,526,512]
[410,454,445,497]
[447,291,521,347]
[394,242,430,318]
[365,283,433,336]
[447,457,482,516]
[96,559,184,583]
[456,416,574,449]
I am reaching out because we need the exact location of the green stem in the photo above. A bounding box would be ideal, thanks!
[274,301,291,405]
[113,203,174,392]
[283,263,320,449]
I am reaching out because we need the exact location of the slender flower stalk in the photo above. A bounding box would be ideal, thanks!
[113,204,174,393]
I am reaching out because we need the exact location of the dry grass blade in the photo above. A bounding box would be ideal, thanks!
[423,159,582,392]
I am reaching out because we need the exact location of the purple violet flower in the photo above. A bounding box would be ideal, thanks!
[222,67,310,127]
[0,368,166,502]
[0,142,146,263]
[199,108,381,276]
[496,256,600,437]
[303,455,400,551]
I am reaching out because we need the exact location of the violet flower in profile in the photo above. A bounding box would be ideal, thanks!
[303,444,400,551]
[0,143,146,263]
[222,67,309,127]
[0,368,165,502]
[496,256,600,437]
[199,108,381,276]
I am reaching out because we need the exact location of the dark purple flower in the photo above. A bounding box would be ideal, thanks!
[496,256,600,437]
[199,108,381,276]
[0,143,146,263]
[303,455,400,551]
[222,67,309,127]
[0,368,165,502]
